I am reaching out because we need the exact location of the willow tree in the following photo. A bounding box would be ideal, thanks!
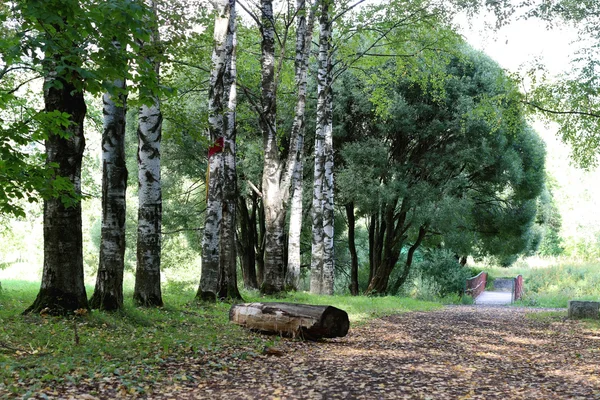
[337,47,545,295]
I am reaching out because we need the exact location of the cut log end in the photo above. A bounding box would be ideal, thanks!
[229,302,350,340]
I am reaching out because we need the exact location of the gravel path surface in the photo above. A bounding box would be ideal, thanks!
[153,306,600,399]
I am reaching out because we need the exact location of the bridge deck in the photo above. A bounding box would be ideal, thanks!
[475,291,512,305]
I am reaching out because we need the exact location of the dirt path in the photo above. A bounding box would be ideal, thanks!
[156,306,600,400]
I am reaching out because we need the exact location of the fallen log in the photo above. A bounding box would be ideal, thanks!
[229,302,349,340]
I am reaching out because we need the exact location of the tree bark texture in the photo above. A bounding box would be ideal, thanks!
[346,203,359,296]
[90,79,128,311]
[285,0,316,291]
[134,1,163,307]
[229,302,349,340]
[311,0,334,295]
[258,0,316,294]
[199,0,237,301]
[25,73,88,315]
[218,0,242,300]
[365,199,410,295]
[259,0,286,295]
[390,225,427,295]
[238,195,258,289]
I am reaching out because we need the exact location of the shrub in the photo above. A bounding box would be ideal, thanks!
[413,250,473,297]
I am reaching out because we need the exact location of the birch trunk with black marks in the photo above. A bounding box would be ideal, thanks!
[258,0,317,294]
[259,0,286,294]
[311,0,334,295]
[25,69,88,315]
[218,0,242,300]
[198,0,234,301]
[285,0,316,291]
[134,1,163,307]
[90,79,127,311]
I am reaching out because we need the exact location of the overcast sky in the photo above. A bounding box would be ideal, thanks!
[457,13,600,243]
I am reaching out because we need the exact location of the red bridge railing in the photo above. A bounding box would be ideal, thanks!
[466,271,487,299]
[513,274,524,301]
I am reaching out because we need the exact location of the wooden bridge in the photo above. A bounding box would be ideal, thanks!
[465,272,523,305]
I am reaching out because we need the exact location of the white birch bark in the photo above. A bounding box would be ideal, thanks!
[311,0,334,295]
[199,0,233,301]
[219,0,241,299]
[322,73,335,295]
[134,0,163,306]
[90,77,127,310]
[286,0,316,291]
[260,0,286,294]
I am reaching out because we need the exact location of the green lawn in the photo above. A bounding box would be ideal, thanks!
[0,280,441,397]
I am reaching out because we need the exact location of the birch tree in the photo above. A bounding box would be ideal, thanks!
[218,0,241,300]
[285,0,317,291]
[310,0,334,295]
[198,0,237,301]
[237,0,317,294]
[89,76,128,310]
[134,0,164,307]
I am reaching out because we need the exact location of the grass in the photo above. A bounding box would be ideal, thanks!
[482,258,600,308]
[0,280,442,397]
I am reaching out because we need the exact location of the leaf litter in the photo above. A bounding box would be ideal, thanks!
[19,306,600,399]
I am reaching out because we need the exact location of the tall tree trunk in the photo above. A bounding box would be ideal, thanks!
[365,200,409,295]
[311,0,334,295]
[258,0,317,294]
[390,225,427,295]
[321,40,335,295]
[25,69,88,315]
[286,159,304,290]
[346,203,359,296]
[90,79,127,311]
[218,0,242,301]
[256,195,266,286]
[198,0,235,301]
[285,0,316,291]
[368,214,376,285]
[134,1,163,307]
[259,0,287,295]
[237,195,258,289]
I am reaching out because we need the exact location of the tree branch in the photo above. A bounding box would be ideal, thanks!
[523,100,600,119]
